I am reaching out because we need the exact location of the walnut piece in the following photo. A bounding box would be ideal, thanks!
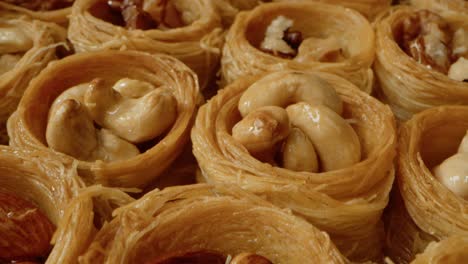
[399,10,452,74]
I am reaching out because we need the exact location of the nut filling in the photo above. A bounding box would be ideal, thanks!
[260,16,345,62]
[0,25,33,75]
[0,191,55,263]
[3,0,74,11]
[45,78,177,162]
[396,10,468,81]
[232,72,361,172]
[147,250,272,264]
[90,0,186,30]
[432,130,468,200]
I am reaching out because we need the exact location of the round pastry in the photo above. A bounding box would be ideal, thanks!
[7,50,199,188]
[387,106,468,262]
[374,6,468,120]
[0,0,74,24]
[68,0,223,90]
[78,184,349,263]
[191,71,397,261]
[410,236,468,264]
[221,1,375,92]
[273,0,392,20]
[0,12,66,144]
[0,145,84,263]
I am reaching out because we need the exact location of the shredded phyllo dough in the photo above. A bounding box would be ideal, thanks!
[260,16,295,56]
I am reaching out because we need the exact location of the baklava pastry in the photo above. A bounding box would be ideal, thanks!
[68,0,223,90]
[7,50,199,188]
[273,0,392,20]
[221,1,375,92]
[386,106,468,263]
[0,0,74,24]
[0,12,66,144]
[374,6,468,120]
[411,236,468,264]
[191,71,397,261]
[0,145,85,263]
[78,184,350,264]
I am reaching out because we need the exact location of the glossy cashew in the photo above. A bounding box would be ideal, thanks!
[282,127,319,173]
[46,99,140,162]
[232,106,290,160]
[286,102,361,172]
[238,72,343,117]
[230,253,273,264]
[433,130,468,199]
[84,78,177,143]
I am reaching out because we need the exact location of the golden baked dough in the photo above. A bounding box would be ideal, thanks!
[273,0,392,20]
[386,106,468,263]
[0,1,73,24]
[221,1,375,92]
[411,236,468,264]
[0,145,86,263]
[0,12,66,144]
[68,0,223,90]
[77,184,349,264]
[7,50,200,189]
[192,71,397,261]
[374,6,468,120]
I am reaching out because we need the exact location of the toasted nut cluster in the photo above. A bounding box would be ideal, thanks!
[260,16,345,62]
[46,77,177,162]
[91,0,184,30]
[233,72,361,172]
[0,191,55,262]
[3,0,74,11]
[433,130,468,200]
[398,10,467,81]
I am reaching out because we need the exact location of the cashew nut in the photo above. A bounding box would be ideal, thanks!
[286,102,361,172]
[46,99,140,162]
[433,153,468,200]
[295,36,345,63]
[49,80,96,114]
[282,127,319,173]
[0,27,33,53]
[432,130,468,200]
[230,253,273,264]
[238,72,343,117]
[448,57,468,82]
[84,78,177,143]
[458,130,468,153]
[232,106,290,161]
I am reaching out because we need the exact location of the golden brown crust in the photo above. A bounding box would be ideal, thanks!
[192,71,397,261]
[7,50,199,188]
[374,6,468,120]
[78,184,350,264]
[221,1,376,92]
[0,13,66,144]
[68,0,223,90]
